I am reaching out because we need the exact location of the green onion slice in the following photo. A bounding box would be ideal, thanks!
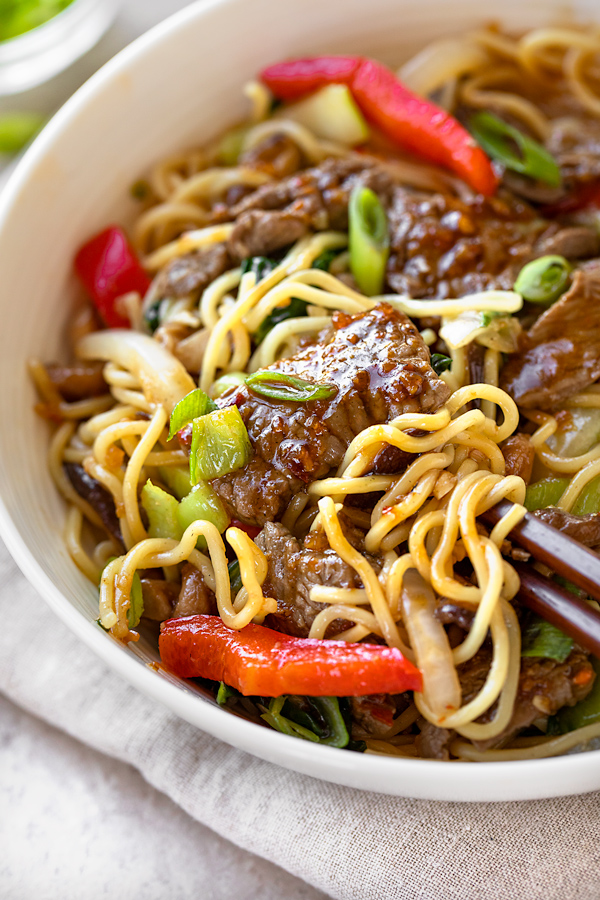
[190,406,252,483]
[216,682,237,706]
[513,255,571,305]
[469,111,561,187]
[348,184,390,296]
[127,572,144,629]
[521,612,573,663]
[168,388,218,440]
[245,371,337,402]
[430,353,452,375]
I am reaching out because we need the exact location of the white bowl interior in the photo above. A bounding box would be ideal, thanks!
[1,0,600,801]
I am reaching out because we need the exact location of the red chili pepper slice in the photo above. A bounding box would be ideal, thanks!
[261,55,499,196]
[159,614,423,697]
[230,519,262,539]
[74,226,151,328]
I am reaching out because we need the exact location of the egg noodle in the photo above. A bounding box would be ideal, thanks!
[29,23,600,761]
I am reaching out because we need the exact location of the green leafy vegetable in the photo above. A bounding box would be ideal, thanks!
[0,0,74,42]
[260,696,350,748]
[431,353,452,375]
[254,296,309,344]
[245,371,337,402]
[190,406,252,483]
[240,256,277,281]
[228,559,242,594]
[143,300,162,334]
[479,310,502,328]
[514,255,571,305]
[551,657,600,734]
[521,612,573,663]
[0,111,45,154]
[469,111,562,187]
[216,682,237,706]
[348,184,389,296]
[168,388,217,440]
[312,248,342,271]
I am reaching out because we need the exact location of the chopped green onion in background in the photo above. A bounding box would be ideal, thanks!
[168,388,217,440]
[348,184,389,296]
[0,111,45,154]
[0,0,75,42]
[245,370,337,402]
[141,479,229,549]
[524,475,600,516]
[189,406,252,483]
[127,572,144,629]
[469,111,562,187]
[514,255,571,305]
[216,682,237,706]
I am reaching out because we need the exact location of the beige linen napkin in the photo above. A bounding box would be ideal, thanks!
[2,539,600,900]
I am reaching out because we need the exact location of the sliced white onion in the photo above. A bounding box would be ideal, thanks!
[399,38,489,98]
[77,330,196,414]
[401,568,461,720]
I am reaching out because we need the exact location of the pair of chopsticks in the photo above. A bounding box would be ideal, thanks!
[482,500,600,658]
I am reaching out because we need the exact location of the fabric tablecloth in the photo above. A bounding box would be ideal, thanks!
[2,538,600,900]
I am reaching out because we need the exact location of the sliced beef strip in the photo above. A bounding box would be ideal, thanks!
[385,186,598,299]
[219,156,394,261]
[212,303,451,524]
[140,578,179,621]
[350,695,401,740]
[418,644,594,755]
[500,262,600,409]
[46,360,107,402]
[64,463,124,549]
[415,720,455,760]
[171,562,217,618]
[501,434,535,483]
[256,521,362,638]
[531,507,600,549]
[546,116,600,191]
[238,132,305,179]
[153,243,232,299]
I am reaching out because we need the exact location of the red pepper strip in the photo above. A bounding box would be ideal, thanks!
[230,519,262,539]
[261,56,499,196]
[74,226,151,328]
[159,614,423,697]
[542,181,600,218]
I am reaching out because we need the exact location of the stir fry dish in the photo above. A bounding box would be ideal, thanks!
[30,24,600,760]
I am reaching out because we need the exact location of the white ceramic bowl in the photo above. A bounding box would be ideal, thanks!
[1,0,599,802]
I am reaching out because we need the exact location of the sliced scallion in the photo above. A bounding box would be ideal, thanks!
[210,372,247,399]
[127,572,144,629]
[469,111,561,187]
[168,388,218,440]
[245,371,337,402]
[514,255,571,305]
[190,406,252,483]
[348,184,389,296]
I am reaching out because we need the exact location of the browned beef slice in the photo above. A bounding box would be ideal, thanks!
[212,303,451,523]
[386,188,546,298]
[531,507,600,548]
[500,263,600,409]
[64,463,123,549]
[350,695,400,739]
[140,578,179,621]
[419,645,594,755]
[546,116,600,190]
[238,132,304,179]
[154,244,231,299]
[256,521,361,637]
[539,226,600,260]
[46,361,107,402]
[222,157,394,261]
[415,721,455,760]
[501,434,535,483]
[171,562,217,618]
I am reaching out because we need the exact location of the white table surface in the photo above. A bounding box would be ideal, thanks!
[0,3,329,897]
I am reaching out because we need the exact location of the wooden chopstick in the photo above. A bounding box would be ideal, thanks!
[513,562,600,659]
[482,500,600,604]
[482,500,600,658]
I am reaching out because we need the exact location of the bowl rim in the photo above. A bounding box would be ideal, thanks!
[2,0,600,802]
